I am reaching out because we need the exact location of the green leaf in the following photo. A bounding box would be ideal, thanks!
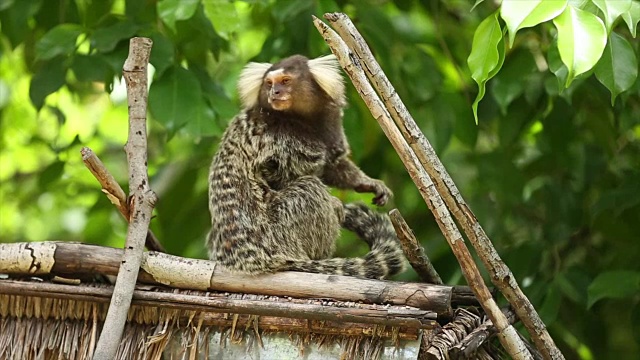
[149,33,175,77]
[29,57,66,110]
[71,54,112,83]
[184,103,218,137]
[553,5,607,87]
[0,0,41,48]
[38,160,65,189]
[157,0,199,32]
[592,174,640,216]
[587,271,640,308]
[91,19,139,53]
[547,43,569,92]
[622,1,640,37]
[148,67,203,131]
[501,0,567,47]
[35,24,83,60]
[471,0,485,12]
[592,0,632,33]
[203,0,239,38]
[491,50,537,114]
[632,303,640,347]
[467,12,504,124]
[539,283,562,325]
[595,32,638,105]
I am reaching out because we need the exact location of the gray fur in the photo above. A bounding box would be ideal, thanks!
[207,55,405,279]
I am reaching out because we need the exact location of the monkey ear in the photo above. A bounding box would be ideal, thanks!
[238,62,272,109]
[308,55,346,106]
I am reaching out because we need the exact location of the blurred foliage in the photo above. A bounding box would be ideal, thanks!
[1,0,639,358]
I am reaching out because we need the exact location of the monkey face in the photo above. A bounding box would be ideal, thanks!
[263,69,294,111]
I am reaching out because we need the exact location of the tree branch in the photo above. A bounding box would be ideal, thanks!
[80,146,165,252]
[0,241,476,317]
[389,208,442,284]
[313,15,532,360]
[321,12,563,360]
[93,37,155,360]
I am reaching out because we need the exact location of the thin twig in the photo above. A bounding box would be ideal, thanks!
[322,12,563,360]
[80,146,165,252]
[93,37,156,360]
[389,209,442,285]
[313,15,532,360]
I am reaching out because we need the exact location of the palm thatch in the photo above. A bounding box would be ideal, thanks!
[0,242,503,359]
[0,279,430,360]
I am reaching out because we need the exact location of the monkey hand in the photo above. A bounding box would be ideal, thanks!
[356,179,392,206]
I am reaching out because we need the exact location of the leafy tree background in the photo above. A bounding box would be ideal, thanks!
[1,0,639,358]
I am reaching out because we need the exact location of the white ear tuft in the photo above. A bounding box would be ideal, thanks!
[308,55,345,106]
[237,62,272,109]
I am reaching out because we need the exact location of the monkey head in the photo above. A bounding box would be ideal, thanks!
[237,55,346,116]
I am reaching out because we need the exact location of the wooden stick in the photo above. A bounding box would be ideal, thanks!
[451,309,523,359]
[0,241,475,317]
[94,37,155,360]
[389,209,442,284]
[0,280,435,332]
[80,146,165,252]
[312,16,532,360]
[322,12,563,360]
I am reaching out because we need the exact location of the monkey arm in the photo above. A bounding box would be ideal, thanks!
[322,156,392,206]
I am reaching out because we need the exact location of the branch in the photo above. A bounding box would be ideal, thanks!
[321,12,563,360]
[313,15,532,360]
[80,146,165,252]
[0,279,435,333]
[450,308,518,359]
[93,37,155,360]
[389,208,442,284]
[0,241,475,317]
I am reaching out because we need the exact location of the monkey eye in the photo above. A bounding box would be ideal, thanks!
[265,79,273,87]
[281,78,291,85]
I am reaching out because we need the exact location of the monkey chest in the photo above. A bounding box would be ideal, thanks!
[257,134,328,189]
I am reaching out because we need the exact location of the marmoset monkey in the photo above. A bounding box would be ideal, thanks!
[207,54,404,279]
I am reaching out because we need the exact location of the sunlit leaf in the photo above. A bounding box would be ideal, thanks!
[553,5,607,87]
[622,1,640,37]
[587,271,640,308]
[0,80,10,109]
[148,67,202,132]
[592,0,632,33]
[595,32,638,105]
[157,0,199,32]
[501,0,567,47]
[35,24,83,60]
[91,20,139,53]
[203,0,239,38]
[467,11,504,124]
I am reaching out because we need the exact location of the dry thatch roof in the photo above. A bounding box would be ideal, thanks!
[2,242,484,359]
[0,278,431,360]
